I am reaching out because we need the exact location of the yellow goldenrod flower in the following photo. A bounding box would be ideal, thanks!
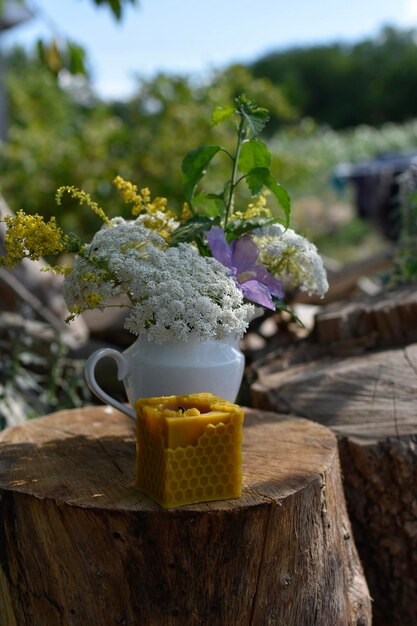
[113,176,142,210]
[232,195,272,221]
[151,196,169,213]
[56,186,111,226]
[113,175,172,218]
[140,187,151,202]
[83,291,103,308]
[0,211,68,268]
[113,175,176,241]
[67,304,84,315]
[181,202,193,220]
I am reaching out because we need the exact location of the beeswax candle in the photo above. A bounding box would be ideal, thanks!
[135,392,244,508]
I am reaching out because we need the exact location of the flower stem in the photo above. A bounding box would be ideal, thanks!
[224,116,246,229]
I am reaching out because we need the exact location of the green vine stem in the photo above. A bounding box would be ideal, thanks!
[224,116,246,229]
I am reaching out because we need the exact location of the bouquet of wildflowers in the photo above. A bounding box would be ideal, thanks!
[0,96,328,344]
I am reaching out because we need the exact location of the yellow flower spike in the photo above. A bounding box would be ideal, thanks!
[181,202,192,220]
[140,187,151,201]
[114,175,173,217]
[231,194,272,221]
[113,176,145,215]
[56,187,111,226]
[83,292,103,308]
[158,229,171,242]
[67,304,84,315]
[0,211,68,268]
[118,181,139,202]
[153,197,169,212]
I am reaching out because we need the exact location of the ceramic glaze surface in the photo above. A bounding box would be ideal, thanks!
[84,334,245,419]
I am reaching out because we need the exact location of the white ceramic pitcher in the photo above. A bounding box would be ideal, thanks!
[84,333,245,419]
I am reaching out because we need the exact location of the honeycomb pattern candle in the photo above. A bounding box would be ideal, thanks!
[135,393,244,508]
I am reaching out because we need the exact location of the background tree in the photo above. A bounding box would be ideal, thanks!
[0,49,294,237]
[252,26,417,129]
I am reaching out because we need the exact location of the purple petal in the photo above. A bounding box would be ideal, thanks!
[240,279,276,310]
[206,227,233,270]
[230,236,259,273]
[253,265,285,299]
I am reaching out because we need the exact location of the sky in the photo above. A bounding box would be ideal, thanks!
[2,0,417,100]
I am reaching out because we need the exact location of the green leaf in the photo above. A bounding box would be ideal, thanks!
[211,105,236,126]
[246,167,291,226]
[92,0,137,20]
[193,193,224,218]
[236,94,270,136]
[226,216,281,240]
[273,300,305,327]
[182,146,221,205]
[170,215,216,246]
[238,139,271,174]
[68,42,88,76]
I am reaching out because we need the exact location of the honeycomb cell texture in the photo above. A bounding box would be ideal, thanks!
[135,393,244,508]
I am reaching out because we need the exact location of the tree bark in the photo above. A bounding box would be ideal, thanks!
[0,406,370,626]
[251,343,417,626]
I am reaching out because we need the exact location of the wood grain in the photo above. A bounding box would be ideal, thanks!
[251,343,417,626]
[252,343,417,440]
[314,283,417,351]
[0,406,370,626]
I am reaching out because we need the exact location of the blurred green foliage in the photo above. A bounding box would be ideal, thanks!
[3,26,417,245]
[270,118,417,195]
[252,26,417,129]
[91,0,137,20]
[0,50,293,238]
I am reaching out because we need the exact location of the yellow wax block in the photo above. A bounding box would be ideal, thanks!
[135,392,244,508]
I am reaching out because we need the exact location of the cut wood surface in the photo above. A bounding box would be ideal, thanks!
[0,406,370,626]
[252,343,417,440]
[251,343,417,626]
[314,282,417,352]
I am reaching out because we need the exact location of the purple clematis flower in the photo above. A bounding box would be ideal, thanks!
[206,226,284,310]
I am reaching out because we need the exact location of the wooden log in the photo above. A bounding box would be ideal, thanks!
[313,283,417,352]
[0,406,370,626]
[251,343,417,626]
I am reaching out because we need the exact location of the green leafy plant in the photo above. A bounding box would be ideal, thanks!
[1,96,328,340]
[173,95,291,250]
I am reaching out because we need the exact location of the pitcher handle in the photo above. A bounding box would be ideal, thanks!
[84,348,136,420]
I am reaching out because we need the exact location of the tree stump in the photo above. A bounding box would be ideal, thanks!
[0,406,370,626]
[251,343,417,626]
[313,283,417,352]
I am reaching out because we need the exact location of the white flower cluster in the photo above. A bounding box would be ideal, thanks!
[135,210,180,235]
[63,218,165,309]
[124,243,254,343]
[254,224,329,298]
[64,218,253,343]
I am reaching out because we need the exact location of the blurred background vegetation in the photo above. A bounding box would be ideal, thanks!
[2,19,417,258]
[2,0,417,422]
